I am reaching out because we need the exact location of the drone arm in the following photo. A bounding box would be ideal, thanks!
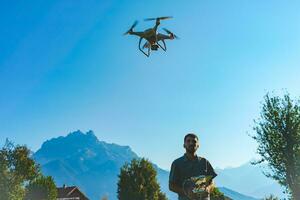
[138,37,149,57]
[154,21,160,31]
[130,31,144,37]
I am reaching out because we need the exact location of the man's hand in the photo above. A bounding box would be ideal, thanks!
[205,181,215,194]
[187,189,198,200]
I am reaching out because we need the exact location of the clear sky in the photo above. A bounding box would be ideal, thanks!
[1,0,300,170]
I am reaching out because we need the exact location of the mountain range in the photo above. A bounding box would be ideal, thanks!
[33,130,284,200]
[215,163,286,199]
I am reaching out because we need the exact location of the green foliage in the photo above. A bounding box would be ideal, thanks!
[253,93,300,199]
[264,194,279,200]
[0,140,57,200]
[117,158,168,200]
[25,176,57,200]
[0,140,40,200]
[210,187,231,200]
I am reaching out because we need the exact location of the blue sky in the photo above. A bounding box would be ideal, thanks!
[1,0,300,170]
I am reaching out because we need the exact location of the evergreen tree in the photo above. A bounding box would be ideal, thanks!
[253,94,300,199]
[117,158,167,200]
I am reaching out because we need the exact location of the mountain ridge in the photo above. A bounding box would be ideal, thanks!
[34,130,278,200]
[215,161,285,198]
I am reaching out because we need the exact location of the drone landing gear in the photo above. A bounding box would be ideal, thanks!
[139,38,150,57]
[157,40,167,51]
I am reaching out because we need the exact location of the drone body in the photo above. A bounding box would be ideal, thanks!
[143,29,179,51]
[124,17,178,57]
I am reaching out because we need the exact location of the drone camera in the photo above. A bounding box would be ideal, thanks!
[151,44,159,50]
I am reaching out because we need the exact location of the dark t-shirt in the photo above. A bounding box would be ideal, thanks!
[169,154,217,200]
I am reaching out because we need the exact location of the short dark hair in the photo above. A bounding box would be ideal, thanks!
[184,133,198,142]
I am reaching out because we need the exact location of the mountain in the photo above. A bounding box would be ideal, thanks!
[34,130,268,200]
[215,163,286,199]
[218,187,259,200]
[34,130,177,200]
[34,130,138,200]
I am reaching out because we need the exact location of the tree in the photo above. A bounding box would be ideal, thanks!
[252,93,300,199]
[0,140,40,200]
[25,175,57,200]
[264,194,279,200]
[117,158,168,200]
[210,187,231,200]
[0,140,57,200]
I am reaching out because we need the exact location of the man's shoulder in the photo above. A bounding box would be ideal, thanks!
[197,156,207,162]
[172,155,209,162]
[197,156,213,165]
[172,155,186,165]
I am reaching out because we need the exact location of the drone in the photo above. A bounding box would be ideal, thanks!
[124,16,179,57]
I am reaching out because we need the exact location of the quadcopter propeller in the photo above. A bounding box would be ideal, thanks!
[123,20,138,35]
[144,16,173,21]
[163,28,179,39]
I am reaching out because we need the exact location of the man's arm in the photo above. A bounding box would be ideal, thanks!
[169,182,185,196]
[205,159,217,178]
[169,161,185,196]
[204,159,217,194]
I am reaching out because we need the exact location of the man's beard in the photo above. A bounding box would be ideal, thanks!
[186,146,197,154]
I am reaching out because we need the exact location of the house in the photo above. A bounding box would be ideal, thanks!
[57,185,89,200]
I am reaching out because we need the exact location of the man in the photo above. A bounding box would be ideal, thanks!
[169,133,217,200]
